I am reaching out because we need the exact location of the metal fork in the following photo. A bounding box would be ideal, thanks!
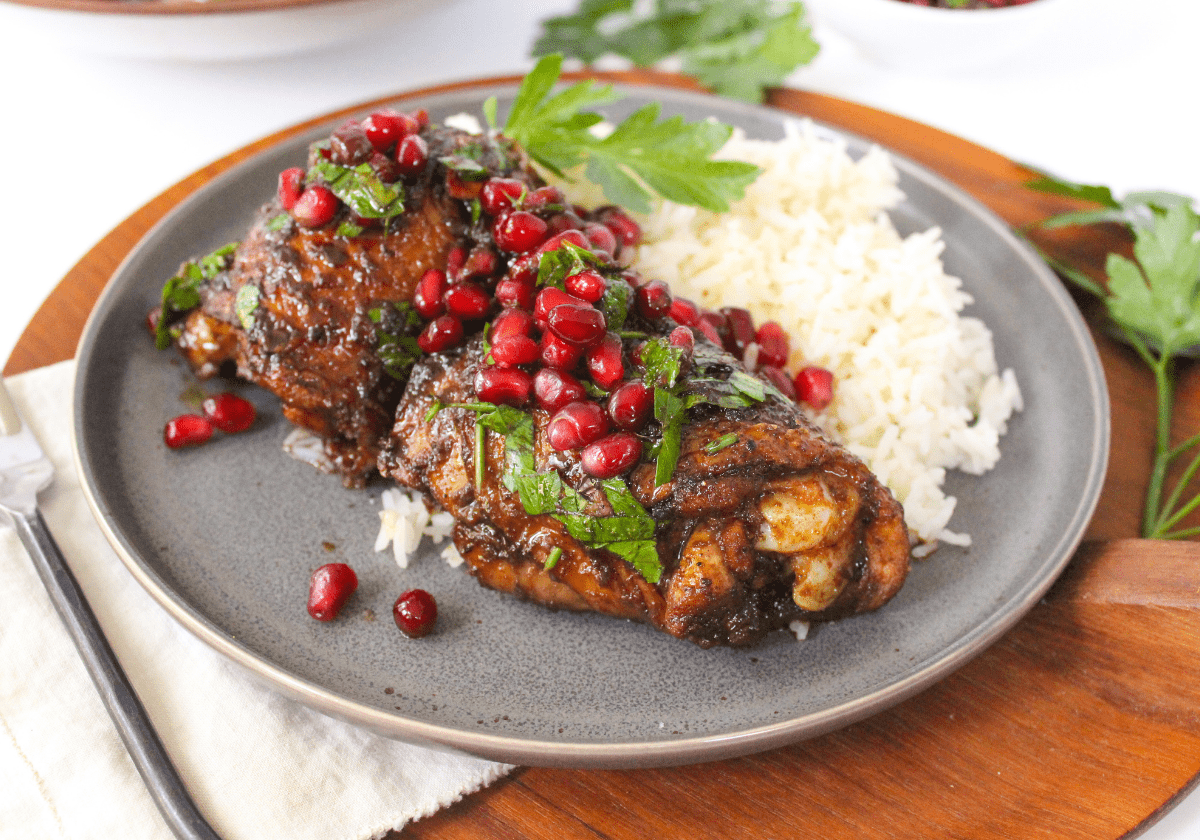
[0,380,222,840]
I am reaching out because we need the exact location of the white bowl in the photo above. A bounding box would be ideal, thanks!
[803,0,1079,73]
[0,0,444,62]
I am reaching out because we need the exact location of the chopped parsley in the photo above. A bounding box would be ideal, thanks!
[371,301,424,380]
[155,242,237,349]
[234,284,259,331]
[309,157,405,222]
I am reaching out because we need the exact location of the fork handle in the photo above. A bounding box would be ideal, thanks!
[13,508,223,840]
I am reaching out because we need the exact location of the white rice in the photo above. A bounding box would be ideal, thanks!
[374,487,461,569]
[631,120,1022,547]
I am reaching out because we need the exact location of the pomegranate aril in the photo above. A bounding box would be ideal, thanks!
[635,279,672,320]
[368,151,401,183]
[546,211,584,236]
[607,380,653,431]
[536,229,589,257]
[446,246,466,278]
[668,296,701,327]
[505,252,540,286]
[564,270,607,303]
[474,367,532,406]
[759,365,797,400]
[720,307,756,359]
[547,401,610,451]
[489,335,540,367]
[457,245,498,281]
[695,317,722,345]
[533,368,587,413]
[480,177,526,216]
[329,122,373,166]
[495,278,535,311]
[534,287,588,327]
[583,222,617,257]
[493,211,549,253]
[163,415,213,449]
[597,207,642,248]
[201,393,256,434]
[668,325,695,356]
[490,308,535,341]
[443,282,491,320]
[794,366,834,410]
[699,310,728,344]
[586,332,625,390]
[581,432,643,479]
[540,330,584,370]
[548,303,606,346]
[417,315,464,353]
[393,588,437,638]
[395,134,428,177]
[277,167,305,210]
[307,563,358,621]
[755,321,790,369]
[362,109,417,152]
[445,170,482,200]
[292,185,339,228]
[526,185,566,211]
[413,269,447,319]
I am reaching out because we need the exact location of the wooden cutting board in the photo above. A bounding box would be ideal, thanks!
[8,71,1200,839]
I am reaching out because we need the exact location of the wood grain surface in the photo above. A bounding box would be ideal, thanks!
[7,71,1200,839]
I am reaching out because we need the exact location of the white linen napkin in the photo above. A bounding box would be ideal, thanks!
[0,360,512,840]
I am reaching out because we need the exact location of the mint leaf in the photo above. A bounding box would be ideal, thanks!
[155,242,238,349]
[310,158,405,221]
[502,54,760,212]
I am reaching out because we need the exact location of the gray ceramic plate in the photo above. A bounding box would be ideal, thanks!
[73,83,1109,768]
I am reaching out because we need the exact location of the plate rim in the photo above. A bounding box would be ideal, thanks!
[70,77,1110,768]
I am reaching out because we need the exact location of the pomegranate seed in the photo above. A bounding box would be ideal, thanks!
[526,185,566,211]
[759,365,797,400]
[480,178,526,216]
[755,321,790,369]
[540,330,584,370]
[635,280,672,320]
[443,282,491,320]
[597,207,642,247]
[350,213,381,231]
[536,229,589,257]
[329,122,373,166]
[564,270,607,303]
[668,326,695,356]
[395,134,428,177]
[495,278,536,311]
[794,366,835,410]
[493,211,549,253]
[534,287,588,328]
[446,246,466,278]
[581,432,643,478]
[668,296,701,327]
[393,588,437,638]
[546,211,584,236]
[505,252,540,286]
[474,366,532,405]
[292,185,339,228]
[490,308,535,341]
[548,304,606,346]
[586,332,625,390]
[277,167,305,210]
[489,335,540,367]
[201,393,256,434]
[695,317,722,345]
[533,368,587,413]
[361,109,417,152]
[547,401,610,451]
[307,563,358,621]
[413,269,447,319]
[699,310,728,345]
[720,307,756,359]
[457,245,498,281]
[583,222,617,257]
[417,315,464,353]
[607,380,653,431]
[163,415,213,449]
[368,151,401,184]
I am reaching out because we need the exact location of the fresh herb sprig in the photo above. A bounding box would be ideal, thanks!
[533,0,820,103]
[1027,175,1200,539]
[486,54,761,214]
[155,242,238,349]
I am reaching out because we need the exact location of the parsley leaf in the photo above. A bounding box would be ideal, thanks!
[155,242,237,350]
[309,157,405,221]
[496,54,760,213]
[533,1,819,103]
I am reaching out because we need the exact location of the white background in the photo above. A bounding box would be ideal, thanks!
[1,0,1198,834]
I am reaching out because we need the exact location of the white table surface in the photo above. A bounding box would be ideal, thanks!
[1,0,1198,835]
